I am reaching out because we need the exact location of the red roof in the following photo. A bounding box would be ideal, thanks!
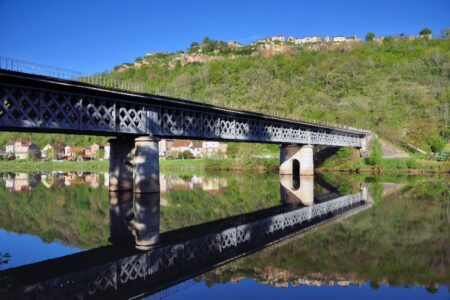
[171,140,192,148]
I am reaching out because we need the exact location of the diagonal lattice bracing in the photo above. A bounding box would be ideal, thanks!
[0,76,365,147]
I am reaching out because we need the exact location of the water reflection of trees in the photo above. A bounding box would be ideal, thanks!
[202,179,450,289]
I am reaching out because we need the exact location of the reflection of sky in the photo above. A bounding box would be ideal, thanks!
[0,229,81,270]
[146,279,449,300]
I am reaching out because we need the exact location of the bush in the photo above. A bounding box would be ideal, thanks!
[428,136,446,153]
[366,137,382,166]
[406,158,418,169]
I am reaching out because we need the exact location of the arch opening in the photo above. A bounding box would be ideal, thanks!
[292,159,300,190]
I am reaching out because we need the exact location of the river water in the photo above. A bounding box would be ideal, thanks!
[0,171,448,299]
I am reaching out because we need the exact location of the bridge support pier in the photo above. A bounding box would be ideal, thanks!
[109,136,160,193]
[134,136,160,194]
[109,137,135,191]
[280,144,314,176]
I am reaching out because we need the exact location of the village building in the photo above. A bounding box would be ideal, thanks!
[159,139,168,157]
[102,144,110,160]
[227,40,242,47]
[41,143,65,160]
[170,140,193,154]
[6,140,41,160]
[64,146,85,160]
[202,141,228,157]
[332,36,360,43]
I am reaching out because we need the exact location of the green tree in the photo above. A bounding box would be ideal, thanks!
[428,136,445,153]
[366,137,382,166]
[365,32,375,42]
[419,28,432,36]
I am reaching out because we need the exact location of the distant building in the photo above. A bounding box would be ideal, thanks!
[41,143,65,160]
[7,140,41,160]
[227,40,243,47]
[253,35,285,44]
[170,140,193,153]
[103,144,110,160]
[159,139,168,157]
[5,142,14,154]
[271,35,285,42]
[202,141,228,157]
[65,146,84,160]
[333,36,360,43]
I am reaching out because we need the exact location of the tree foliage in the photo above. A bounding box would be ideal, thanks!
[419,28,432,35]
[365,32,375,41]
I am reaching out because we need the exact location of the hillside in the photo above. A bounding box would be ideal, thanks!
[1,38,449,153]
[112,38,450,152]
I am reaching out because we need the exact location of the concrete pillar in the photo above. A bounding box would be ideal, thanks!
[298,145,314,176]
[279,144,314,176]
[360,134,374,158]
[109,137,135,191]
[134,136,160,194]
[129,192,160,250]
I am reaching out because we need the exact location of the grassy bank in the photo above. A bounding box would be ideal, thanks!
[0,160,110,172]
[319,147,450,174]
[0,155,448,174]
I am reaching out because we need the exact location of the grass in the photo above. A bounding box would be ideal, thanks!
[320,153,450,174]
[0,160,110,172]
[1,153,448,174]
[0,159,206,172]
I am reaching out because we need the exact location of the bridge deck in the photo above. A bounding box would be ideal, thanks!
[0,70,366,146]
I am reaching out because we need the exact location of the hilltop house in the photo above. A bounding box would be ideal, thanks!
[288,36,323,44]
[227,40,242,47]
[332,36,361,43]
[254,35,285,44]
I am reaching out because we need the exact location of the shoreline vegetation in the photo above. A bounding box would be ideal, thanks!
[0,156,448,174]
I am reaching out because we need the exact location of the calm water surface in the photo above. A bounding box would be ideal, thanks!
[0,171,448,299]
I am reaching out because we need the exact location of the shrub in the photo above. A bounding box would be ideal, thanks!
[366,137,382,166]
[428,136,446,153]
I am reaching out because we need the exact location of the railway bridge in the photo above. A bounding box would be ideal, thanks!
[0,68,371,192]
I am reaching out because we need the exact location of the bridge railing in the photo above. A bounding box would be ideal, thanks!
[0,56,371,134]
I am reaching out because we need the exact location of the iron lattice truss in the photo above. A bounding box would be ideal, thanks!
[4,192,369,299]
[0,71,366,146]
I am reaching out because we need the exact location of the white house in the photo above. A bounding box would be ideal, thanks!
[103,144,110,160]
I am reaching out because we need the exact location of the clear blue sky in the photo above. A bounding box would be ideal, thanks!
[1,0,449,74]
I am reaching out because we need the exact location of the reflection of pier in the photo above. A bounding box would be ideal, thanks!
[0,188,370,299]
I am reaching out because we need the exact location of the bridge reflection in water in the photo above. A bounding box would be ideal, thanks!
[0,176,372,300]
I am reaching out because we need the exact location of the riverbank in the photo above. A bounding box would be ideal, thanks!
[0,157,448,173]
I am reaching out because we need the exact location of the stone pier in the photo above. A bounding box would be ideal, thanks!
[134,136,160,194]
[279,144,314,176]
[109,136,160,193]
[109,135,161,249]
[108,137,135,192]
